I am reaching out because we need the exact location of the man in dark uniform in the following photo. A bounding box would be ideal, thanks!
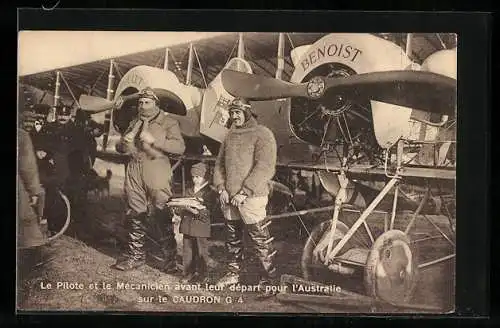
[114,87,186,272]
[74,109,105,167]
[36,105,90,223]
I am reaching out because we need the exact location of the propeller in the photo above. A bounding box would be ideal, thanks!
[221,69,456,116]
[79,95,115,113]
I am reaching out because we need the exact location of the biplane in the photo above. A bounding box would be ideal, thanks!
[18,32,457,311]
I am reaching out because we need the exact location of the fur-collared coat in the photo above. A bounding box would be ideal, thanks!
[213,117,277,197]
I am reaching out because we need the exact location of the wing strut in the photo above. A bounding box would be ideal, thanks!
[275,33,285,80]
[163,47,169,70]
[193,45,208,88]
[186,43,194,86]
[102,59,115,151]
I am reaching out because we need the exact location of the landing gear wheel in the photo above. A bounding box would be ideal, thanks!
[301,220,349,282]
[301,217,370,282]
[43,189,71,244]
[364,229,419,305]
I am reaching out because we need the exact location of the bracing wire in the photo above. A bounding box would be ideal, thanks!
[193,46,208,88]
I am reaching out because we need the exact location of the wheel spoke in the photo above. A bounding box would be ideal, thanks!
[336,116,349,145]
[342,113,354,145]
[297,106,322,128]
[319,115,333,149]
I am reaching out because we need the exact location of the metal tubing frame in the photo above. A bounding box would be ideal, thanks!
[390,186,399,230]
[390,141,403,230]
[54,71,61,106]
[193,45,208,88]
[323,141,405,263]
[186,43,194,85]
[267,205,336,220]
[237,33,245,59]
[418,254,455,269]
[325,176,400,263]
[101,59,115,151]
[404,186,430,234]
[171,159,182,172]
[412,235,446,244]
[325,184,456,268]
[163,47,169,70]
[59,72,81,111]
[112,60,124,80]
[106,59,115,101]
[410,181,456,269]
[323,189,454,272]
[422,214,455,247]
[325,174,346,256]
[88,69,107,96]
[276,33,285,80]
[181,164,186,196]
[405,33,413,60]
[363,220,375,244]
[331,183,455,271]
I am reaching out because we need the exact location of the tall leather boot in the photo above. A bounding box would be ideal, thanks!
[247,219,278,287]
[114,212,147,271]
[216,220,244,288]
[154,207,178,274]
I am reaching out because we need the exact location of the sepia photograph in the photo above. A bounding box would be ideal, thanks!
[17,30,457,314]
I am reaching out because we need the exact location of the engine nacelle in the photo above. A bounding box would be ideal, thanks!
[289,33,413,150]
[289,33,417,205]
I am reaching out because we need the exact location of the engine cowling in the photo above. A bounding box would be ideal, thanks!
[289,33,413,158]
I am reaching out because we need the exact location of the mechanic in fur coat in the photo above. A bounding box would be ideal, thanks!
[213,98,278,289]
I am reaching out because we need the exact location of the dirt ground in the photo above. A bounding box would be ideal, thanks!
[16,159,456,314]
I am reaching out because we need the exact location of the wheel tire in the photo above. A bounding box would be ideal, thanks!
[301,219,354,282]
[364,229,419,305]
[46,190,71,242]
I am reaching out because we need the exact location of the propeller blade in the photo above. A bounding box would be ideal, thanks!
[152,88,187,116]
[221,70,308,100]
[79,95,114,113]
[112,89,187,116]
[321,71,456,116]
[222,69,456,116]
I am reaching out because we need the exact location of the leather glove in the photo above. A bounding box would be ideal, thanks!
[219,189,229,206]
[231,193,247,207]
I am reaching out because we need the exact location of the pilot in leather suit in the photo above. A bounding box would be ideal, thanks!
[214,98,278,288]
[114,87,186,272]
